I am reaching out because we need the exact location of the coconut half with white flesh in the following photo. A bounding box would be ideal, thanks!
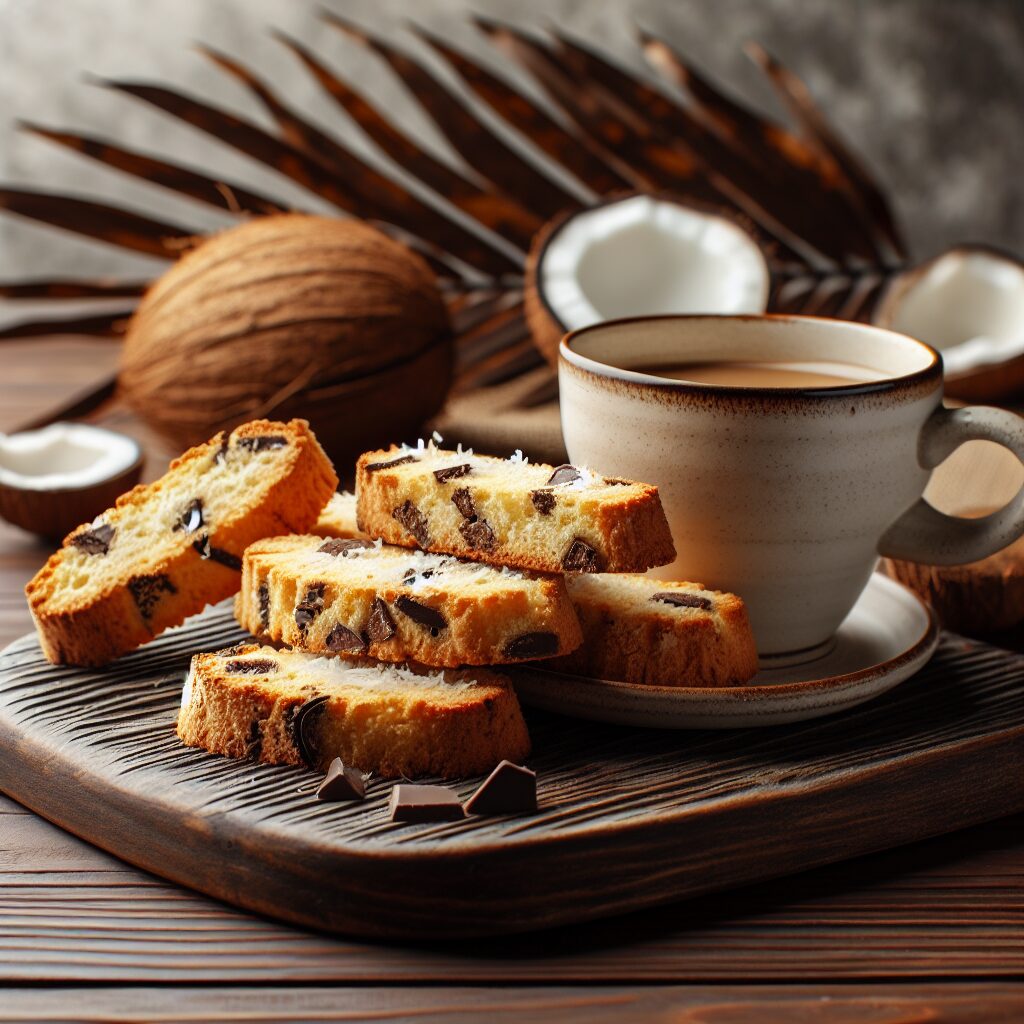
[525,194,772,365]
[874,245,1024,402]
[0,423,143,540]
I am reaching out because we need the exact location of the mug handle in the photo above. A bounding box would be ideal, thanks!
[878,405,1024,565]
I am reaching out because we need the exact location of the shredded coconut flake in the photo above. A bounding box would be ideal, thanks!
[297,655,477,691]
[508,448,529,465]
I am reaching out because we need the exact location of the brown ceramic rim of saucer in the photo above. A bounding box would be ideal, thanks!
[519,579,940,702]
[559,313,943,403]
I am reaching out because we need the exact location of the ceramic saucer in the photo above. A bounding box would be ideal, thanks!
[510,572,939,729]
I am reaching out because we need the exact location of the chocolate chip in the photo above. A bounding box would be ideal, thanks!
[318,538,374,557]
[388,783,465,823]
[402,567,435,585]
[244,718,263,761]
[225,657,278,675]
[291,695,329,768]
[365,454,416,473]
[547,464,581,486]
[653,592,713,610]
[366,597,396,642]
[214,433,231,465]
[459,518,496,551]
[191,534,241,571]
[70,523,115,556]
[395,595,447,635]
[237,435,287,452]
[294,584,326,630]
[562,538,602,573]
[433,462,471,483]
[317,757,366,801]
[464,761,537,815]
[174,499,204,534]
[530,489,555,515]
[503,632,559,659]
[326,623,367,654]
[392,500,430,547]
[451,487,477,521]
[258,583,271,631]
[128,573,177,619]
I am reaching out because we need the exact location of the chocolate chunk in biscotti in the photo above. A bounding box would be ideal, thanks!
[563,538,602,573]
[459,518,496,552]
[366,598,396,642]
[503,631,559,660]
[395,595,447,635]
[326,623,367,654]
[128,574,177,619]
[235,535,582,668]
[530,489,555,516]
[451,487,477,520]
[177,644,531,780]
[547,464,581,486]
[71,523,115,556]
[392,500,430,548]
[653,591,713,610]
[355,444,674,574]
[25,418,338,667]
[434,463,471,483]
[318,537,374,557]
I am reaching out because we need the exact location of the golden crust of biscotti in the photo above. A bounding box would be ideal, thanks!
[310,492,364,540]
[236,534,582,667]
[547,574,758,688]
[354,445,675,574]
[25,420,338,667]
[177,643,531,779]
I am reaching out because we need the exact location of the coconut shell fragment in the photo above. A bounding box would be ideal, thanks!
[119,215,453,467]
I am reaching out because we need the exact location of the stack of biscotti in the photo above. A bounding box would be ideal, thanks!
[339,442,758,688]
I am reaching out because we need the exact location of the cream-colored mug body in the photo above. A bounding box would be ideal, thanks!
[559,315,1024,655]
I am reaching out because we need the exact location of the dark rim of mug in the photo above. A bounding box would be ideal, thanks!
[559,313,943,399]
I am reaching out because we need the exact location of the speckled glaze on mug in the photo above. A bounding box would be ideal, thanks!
[559,315,1024,655]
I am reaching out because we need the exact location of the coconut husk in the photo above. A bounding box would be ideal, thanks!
[119,214,452,468]
[883,538,1024,637]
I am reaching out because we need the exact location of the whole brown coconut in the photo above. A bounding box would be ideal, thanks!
[119,215,453,468]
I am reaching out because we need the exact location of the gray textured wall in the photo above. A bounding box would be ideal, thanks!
[0,0,1021,293]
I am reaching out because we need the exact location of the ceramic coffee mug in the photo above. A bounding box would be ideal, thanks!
[559,314,1024,656]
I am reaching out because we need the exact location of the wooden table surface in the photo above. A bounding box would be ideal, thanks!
[1,338,1022,1022]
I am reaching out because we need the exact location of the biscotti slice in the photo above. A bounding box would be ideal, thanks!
[237,534,582,667]
[26,420,338,666]
[547,574,758,688]
[311,492,365,540]
[355,444,675,574]
[178,643,530,779]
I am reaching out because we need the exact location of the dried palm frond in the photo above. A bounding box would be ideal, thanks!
[0,13,906,429]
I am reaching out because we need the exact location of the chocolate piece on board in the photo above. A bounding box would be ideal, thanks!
[317,757,366,801]
[388,783,465,822]
[465,760,537,815]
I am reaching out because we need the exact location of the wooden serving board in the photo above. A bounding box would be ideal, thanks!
[0,603,1021,940]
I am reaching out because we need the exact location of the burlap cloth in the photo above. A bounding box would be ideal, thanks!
[429,366,568,465]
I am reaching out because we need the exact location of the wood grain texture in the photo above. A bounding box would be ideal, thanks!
[2,984,1022,1022]
[1,788,1020,981]
[0,603,1021,939]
